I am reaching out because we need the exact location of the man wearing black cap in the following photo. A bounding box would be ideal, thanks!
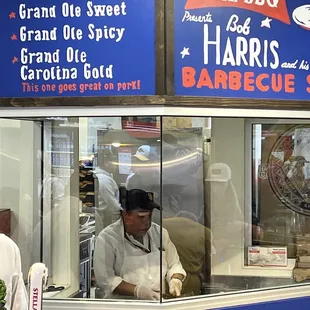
[93,188,186,300]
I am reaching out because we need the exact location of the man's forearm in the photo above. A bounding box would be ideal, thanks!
[114,281,137,296]
[171,273,185,281]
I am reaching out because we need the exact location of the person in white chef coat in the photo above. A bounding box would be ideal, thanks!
[94,187,186,300]
[92,148,121,234]
[0,233,28,309]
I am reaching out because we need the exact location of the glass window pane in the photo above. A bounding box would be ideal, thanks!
[92,116,161,301]
[162,117,207,298]
[3,115,310,307]
[252,123,310,258]
[0,116,162,304]
[0,119,41,282]
[162,117,310,302]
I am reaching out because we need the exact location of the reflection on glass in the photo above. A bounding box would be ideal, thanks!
[92,118,185,301]
[207,162,243,272]
[162,118,208,298]
[0,119,42,295]
[126,144,160,225]
[87,117,163,300]
[252,125,310,256]
[92,148,120,235]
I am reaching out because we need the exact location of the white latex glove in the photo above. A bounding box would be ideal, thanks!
[169,278,182,297]
[134,285,160,300]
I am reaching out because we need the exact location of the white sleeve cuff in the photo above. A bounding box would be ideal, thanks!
[109,276,124,295]
[167,267,186,283]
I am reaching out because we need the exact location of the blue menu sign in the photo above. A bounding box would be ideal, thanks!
[175,0,310,100]
[0,0,155,97]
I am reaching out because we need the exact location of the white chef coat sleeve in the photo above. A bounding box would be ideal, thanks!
[125,173,134,189]
[163,228,186,283]
[11,244,28,310]
[94,232,123,296]
[100,179,121,210]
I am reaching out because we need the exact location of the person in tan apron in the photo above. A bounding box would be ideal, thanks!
[94,188,186,300]
[163,212,213,296]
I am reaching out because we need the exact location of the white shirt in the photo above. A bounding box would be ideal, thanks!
[125,172,135,189]
[93,169,120,210]
[94,219,186,297]
[0,234,28,309]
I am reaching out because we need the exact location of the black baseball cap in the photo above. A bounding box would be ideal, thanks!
[119,187,160,211]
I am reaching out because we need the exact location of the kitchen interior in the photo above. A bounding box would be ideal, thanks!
[0,115,208,299]
[2,116,307,300]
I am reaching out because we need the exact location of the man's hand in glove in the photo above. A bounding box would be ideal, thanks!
[134,285,160,300]
[169,278,182,297]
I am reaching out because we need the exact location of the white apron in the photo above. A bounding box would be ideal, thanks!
[118,234,168,297]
